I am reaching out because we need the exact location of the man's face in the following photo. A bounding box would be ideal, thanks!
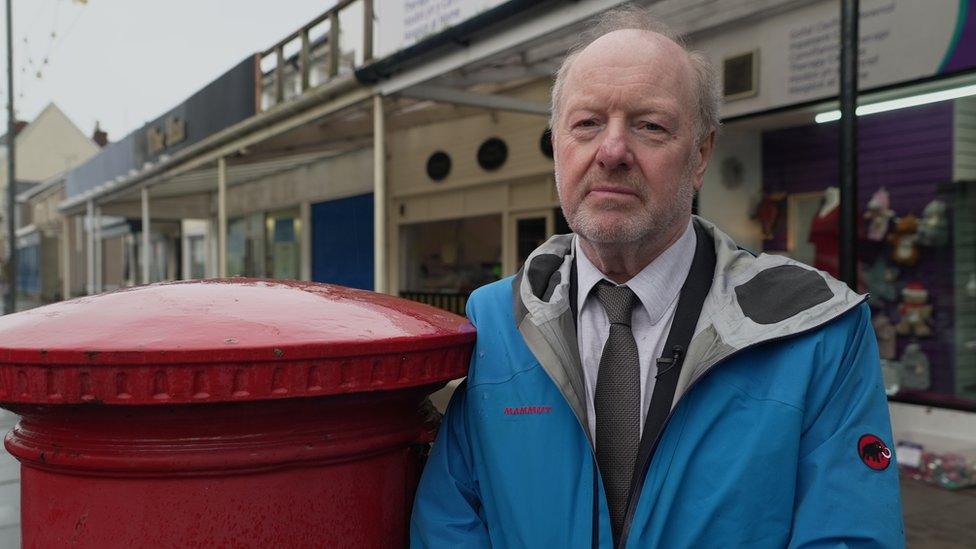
[553,30,714,245]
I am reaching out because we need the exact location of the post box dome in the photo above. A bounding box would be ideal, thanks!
[0,279,474,405]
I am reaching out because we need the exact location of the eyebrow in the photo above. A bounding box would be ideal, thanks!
[564,104,680,123]
[564,93,680,112]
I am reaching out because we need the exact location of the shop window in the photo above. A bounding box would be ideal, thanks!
[227,213,266,278]
[129,230,175,285]
[227,210,301,280]
[188,235,207,280]
[757,99,974,410]
[16,242,40,298]
[399,215,502,314]
[267,209,301,280]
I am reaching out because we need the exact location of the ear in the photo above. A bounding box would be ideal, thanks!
[692,129,717,192]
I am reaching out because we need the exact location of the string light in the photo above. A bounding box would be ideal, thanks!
[14,0,86,101]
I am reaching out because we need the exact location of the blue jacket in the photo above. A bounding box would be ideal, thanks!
[411,218,904,548]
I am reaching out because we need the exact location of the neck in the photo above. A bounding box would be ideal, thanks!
[578,217,690,284]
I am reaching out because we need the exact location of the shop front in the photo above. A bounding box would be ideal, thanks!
[226,209,301,280]
[691,0,976,479]
[222,148,374,285]
[386,80,559,315]
[15,179,72,309]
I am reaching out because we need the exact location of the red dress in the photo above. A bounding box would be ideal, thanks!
[808,205,840,277]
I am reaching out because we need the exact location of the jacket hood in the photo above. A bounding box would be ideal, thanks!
[512,216,866,446]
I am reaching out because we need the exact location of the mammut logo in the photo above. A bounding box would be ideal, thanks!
[504,405,553,416]
[858,434,892,471]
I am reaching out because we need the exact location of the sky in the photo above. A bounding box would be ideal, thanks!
[0,0,336,141]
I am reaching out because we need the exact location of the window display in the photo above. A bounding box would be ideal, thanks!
[400,215,501,294]
[759,99,974,410]
[864,187,894,242]
[808,186,840,278]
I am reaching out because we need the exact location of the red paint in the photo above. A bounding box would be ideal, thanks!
[504,405,552,415]
[858,434,892,471]
[0,279,474,404]
[0,279,474,548]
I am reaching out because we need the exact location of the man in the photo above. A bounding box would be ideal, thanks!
[411,6,904,548]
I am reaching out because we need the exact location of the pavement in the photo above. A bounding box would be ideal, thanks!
[0,411,19,549]
[902,477,976,548]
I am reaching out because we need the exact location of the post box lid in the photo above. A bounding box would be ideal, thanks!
[0,279,475,405]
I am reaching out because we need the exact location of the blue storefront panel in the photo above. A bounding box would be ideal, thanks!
[311,193,374,290]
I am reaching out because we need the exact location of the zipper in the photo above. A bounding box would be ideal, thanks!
[615,297,867,548]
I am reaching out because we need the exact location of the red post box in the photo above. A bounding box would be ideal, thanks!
[0,279,473,548]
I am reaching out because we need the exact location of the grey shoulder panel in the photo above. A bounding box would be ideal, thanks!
[734,264,834,325]
[527,253,564,300]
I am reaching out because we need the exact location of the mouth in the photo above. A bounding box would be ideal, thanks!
[586,186,640,199]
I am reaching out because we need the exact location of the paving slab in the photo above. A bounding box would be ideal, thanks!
[902,477,976,548]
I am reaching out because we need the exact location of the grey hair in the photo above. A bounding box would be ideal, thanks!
[549,4,720,144]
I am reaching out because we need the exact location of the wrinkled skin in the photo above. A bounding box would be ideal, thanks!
[552,29,715,282]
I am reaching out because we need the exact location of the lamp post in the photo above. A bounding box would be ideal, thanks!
[4,0,16,314]
[839,0,859,290]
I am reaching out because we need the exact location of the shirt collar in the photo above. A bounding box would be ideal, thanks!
[575,219,697,326]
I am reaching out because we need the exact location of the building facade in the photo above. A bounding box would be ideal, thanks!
[36,0,976,456]
[2,104,99,309]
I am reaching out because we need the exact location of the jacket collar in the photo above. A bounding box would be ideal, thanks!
[512,216,866,445]
[573,220,696,328]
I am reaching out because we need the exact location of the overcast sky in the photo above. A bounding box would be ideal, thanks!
[0,0,335,141]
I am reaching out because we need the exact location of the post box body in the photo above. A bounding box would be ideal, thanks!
[0,280,474,548]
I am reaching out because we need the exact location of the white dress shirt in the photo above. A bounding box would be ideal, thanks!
[575,220,696,441]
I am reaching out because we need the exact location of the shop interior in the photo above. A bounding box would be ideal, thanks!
[702,74,976,413]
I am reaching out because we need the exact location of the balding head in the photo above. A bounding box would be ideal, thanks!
[550,6,719,144]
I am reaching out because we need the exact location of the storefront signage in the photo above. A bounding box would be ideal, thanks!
[696,0,976,118]
[374,0,511,58]
[146,116,187,156]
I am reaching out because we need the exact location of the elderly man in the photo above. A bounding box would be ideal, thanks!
[411,6,904,548]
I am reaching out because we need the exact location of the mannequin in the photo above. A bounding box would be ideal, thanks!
[808,186,841,277]
[819,186,840,217]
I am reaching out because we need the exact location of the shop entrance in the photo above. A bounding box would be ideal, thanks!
[508,208,571,273]
[399,214,502,315]
[511,210,552,272]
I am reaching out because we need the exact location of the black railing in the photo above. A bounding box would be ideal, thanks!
[399,291,470,317]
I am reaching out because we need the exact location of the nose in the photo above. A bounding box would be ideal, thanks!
[595,120,634,171]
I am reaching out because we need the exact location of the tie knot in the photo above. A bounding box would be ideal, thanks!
[595,283,638,326]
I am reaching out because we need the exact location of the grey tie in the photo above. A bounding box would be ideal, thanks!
[594,282,640,542]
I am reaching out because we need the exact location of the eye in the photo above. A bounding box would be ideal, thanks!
[638,121,665,132]
[573,118,598,128]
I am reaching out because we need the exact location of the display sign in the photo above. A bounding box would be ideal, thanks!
[146,116,187,156]
[374,0,512,58]
[696,0,976,118]
[66,56,257,200]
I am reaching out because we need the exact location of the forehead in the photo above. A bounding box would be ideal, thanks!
[562,30,694,113]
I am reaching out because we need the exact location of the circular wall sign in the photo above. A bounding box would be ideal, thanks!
[426,151,451,181]
[477,137,508,171]
[540,128,553,159]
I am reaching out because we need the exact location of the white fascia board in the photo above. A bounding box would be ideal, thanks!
[398,84,550,116]
[377,0,629,95]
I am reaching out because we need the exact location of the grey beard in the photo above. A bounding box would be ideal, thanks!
[556,167,695,244]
